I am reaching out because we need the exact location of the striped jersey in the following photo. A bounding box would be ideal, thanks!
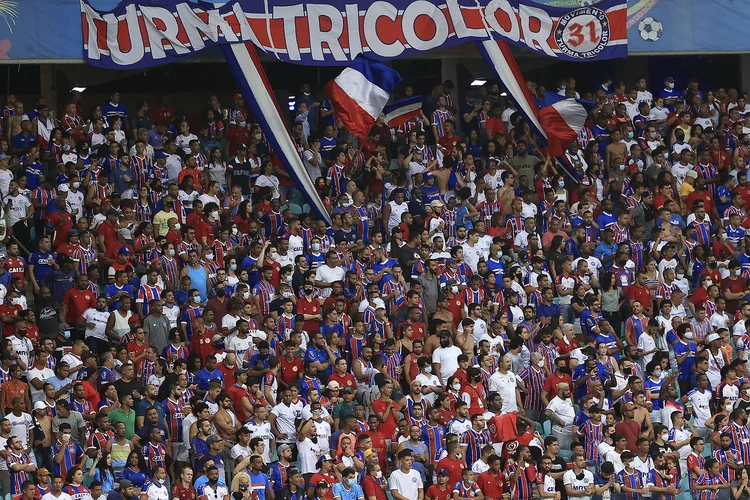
[50,440,83,478]
[460,428,490,467]
[695,473,726,500]
[163,398,185,443]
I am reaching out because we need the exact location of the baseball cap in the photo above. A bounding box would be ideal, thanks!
[372,298,386,310]
[706,333,721,343]
[206,435,222,445]
[669,215,682,226]
[233,93,243,101]
[107,208,119,217]
[445,258,457,266]
[33,401,47,411]
[327,381,341,390]
[438,469,450,477]
[278,444,292,454]
[664,76,675,82]
[118,246,131,255]
[211,334,223,344]
[430,200,445,208]
[118,479,133,490]
[154,151,167,160]
[66,229,79,238]
[234,368,248,378]
[58,183,69,193]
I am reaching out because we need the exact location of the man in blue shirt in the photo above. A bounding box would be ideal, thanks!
[581,295,603,339]
[536,287,561,324]
[332,467,365,500]
[10,120,36,155]
[305,332,334,383]
[594,228,618,270]
[194,354,224,392]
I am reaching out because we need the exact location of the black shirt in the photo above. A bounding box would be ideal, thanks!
[229,157,254,195]
[114,378,145,401]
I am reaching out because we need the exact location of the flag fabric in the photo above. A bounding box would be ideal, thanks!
[538,99,589,156]
[476,40,588,156]
[324,55,402,141]
[383,96,423,128]
[221,43,331,225]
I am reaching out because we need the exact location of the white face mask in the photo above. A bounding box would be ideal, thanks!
[677,273,685,280]
[173,223,181,231]
[660,432,669,441]
[239,121,247,128]
[424,366,432,374]
[72,182,80,189]
[211,211,220,220]
[231,228,238,236]
[666,82,674,89]
[537,360,545,368]
[705,280,713,287]
[736,269,743,277]
[451,286,459,295]
[374,471,382,479]
[243,292,250,300]
[205,253,215,260]
[745,389,750,397]
[452,383,461,391]
[684,331,693,339]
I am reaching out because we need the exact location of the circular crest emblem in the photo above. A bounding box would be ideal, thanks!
[554,7,610,59]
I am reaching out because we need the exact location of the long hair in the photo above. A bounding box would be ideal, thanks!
[230,471,251,493]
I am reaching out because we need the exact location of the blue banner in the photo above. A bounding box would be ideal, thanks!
[79,0,628,69]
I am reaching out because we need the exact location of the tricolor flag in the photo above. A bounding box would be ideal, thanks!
[477,40,588,157]
[324,55,402,141]
[538,98,590,157]
[383,96,423,128]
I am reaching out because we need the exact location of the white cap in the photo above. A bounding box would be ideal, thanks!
[372,298,386,310]
[33,401,46,411]
[58,184,70,193]
[706,333,721,343]
[249,330,268,340]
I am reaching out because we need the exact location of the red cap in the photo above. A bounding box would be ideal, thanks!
[233,93,243,101]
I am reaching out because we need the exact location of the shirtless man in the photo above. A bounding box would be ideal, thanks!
[632,390,654,440]
[605,128,628,170]
[214,393,239,443]
[497,171,517,213]
[7,101,26,138]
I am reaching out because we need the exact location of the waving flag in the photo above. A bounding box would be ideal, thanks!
[324,55,402,141]
[477,40,589,156]
[538,99,590,157]
[383,96,423,128]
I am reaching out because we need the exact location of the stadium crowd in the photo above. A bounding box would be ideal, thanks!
[0,73,748,500]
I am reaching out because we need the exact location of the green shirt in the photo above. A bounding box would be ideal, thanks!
[108,407,136,439]
[331,401,357,420]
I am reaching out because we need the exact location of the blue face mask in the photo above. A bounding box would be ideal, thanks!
[347,479,357,487]
[63,331,71,340]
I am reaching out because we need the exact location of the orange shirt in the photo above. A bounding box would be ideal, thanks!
[2,379,29,411]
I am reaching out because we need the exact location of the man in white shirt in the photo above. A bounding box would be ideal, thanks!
[563,453,595,500]
[142,466,170,500]
[488,355,522,414]
[28,352,54,403]
[432,332,463,384]
[685,374,712,438]
[80,297,110,353]
[389,449,423,500]
[545,382,576,451]
[462,230,485,274]
[314,251,345,299]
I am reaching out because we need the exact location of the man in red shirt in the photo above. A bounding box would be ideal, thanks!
[734,171,750,209]
[48,196,73,250]
[297,288,323,333]
[721,261,748,314]
[484,104,506,139]
[437,120,460,156]
[61,274,96,326]
[541,357,574,404]
[425,469,453,500]
[686,180,717,221]
[362,462,388,500]
[0,288,22,338]
[370,380,399,439]
[366,415,389,474]
[476,456,507,500]
[327,359,356,391]
[96,208,122,264]
[435,441,466,487]
[627,271,653,316]
[3,243,24,287]
[278,340,303,386]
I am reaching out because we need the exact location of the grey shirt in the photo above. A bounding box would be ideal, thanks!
[52,410,86,443]
[416,272,441,314]
[143,313,170,352]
